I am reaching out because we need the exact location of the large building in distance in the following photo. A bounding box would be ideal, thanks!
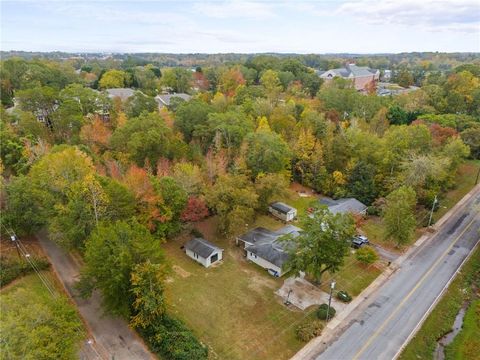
[318,63,380,92]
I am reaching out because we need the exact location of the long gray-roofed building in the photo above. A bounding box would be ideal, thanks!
[319,197,367,216]
[237,225,301,277]
[184,237,223,268]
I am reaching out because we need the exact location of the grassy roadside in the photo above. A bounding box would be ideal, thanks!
[399,246,480,360]
[445,299,480,360]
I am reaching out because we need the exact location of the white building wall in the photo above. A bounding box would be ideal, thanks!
[186,248,209,267]
[246,251,283,276]
[186,249,223,268]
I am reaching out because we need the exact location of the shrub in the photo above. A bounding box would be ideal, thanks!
[295,319,324,342]
[355,246,379,265]
[190,228,204,239]
[367,206,381,216]
[0,256,50,287]
[336,290,352,303]
[140,314,208,360]
[317,303,336,320]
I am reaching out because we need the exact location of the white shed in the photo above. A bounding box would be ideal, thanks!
[184,238,223,268]
[268,202,297,222]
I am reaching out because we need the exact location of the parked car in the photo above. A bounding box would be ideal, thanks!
[267,269,280,277]
[352,235,369,248]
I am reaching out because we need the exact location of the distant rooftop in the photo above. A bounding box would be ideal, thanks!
[155,93,192,106]
[105,88,135,101]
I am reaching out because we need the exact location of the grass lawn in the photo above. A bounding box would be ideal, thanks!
[163,218,307,360]
[163,187,384,360]
[319,253,383,297]
[400,247,480,360]
[445,300,480,360]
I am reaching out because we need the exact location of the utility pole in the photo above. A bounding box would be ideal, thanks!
[475,165,480,185]
[326,280,336,321]
[10,234,21,259]
[428,195,438,227]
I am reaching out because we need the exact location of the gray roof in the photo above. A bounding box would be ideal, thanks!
[184,238,223,259]
[319,197,367,215]
[269,202,296,215]
[320,65,377,79]
[105,88,135,101]
[240,225,301,268]
[155,93,192,106]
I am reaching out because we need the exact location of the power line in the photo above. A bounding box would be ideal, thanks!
[2,225,106,360]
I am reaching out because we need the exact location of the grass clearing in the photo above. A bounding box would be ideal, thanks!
[400,247,480,360]
[164,186,384,360]
[163,220,306,360]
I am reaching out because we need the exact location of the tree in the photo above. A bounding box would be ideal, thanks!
[174,100,212,143]
[125,92,158,118]
[180,196,209,222]
[110,112,181,168]
[206,174,258,235]
[99,69,128,89]
[461,128,480,159]
[218,67,246,97]
[245,128,291,177]
[383,186,417,247]
[283,206,355,284]
[16,86,58,128]
[172,162,204,195]
[0,288,83,360]
[255,173,289,211]
[130,261,168,329]
[260,69,282,101]
[4,175,45,235]
[355,246,379,265]
[160,68,192,93]
[60,84,104,116]
[396,69,414,88]
[346,161,378,206]
[79,220,165,318]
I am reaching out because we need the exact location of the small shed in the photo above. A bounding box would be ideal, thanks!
[268,202,297,222]
[184,238,223,268]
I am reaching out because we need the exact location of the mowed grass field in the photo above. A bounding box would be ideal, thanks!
[163,217,306,360]
[163,189,383,359]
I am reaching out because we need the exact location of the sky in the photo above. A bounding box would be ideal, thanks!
[1,0,479,53]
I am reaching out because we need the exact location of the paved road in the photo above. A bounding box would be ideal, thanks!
[315,187,480,360]
[37,231,155,360]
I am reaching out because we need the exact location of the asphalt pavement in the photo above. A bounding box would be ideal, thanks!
[37,231,155,360]
[313,187,480,360]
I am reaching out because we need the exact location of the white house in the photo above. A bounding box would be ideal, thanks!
[268,202,297,222]
[237,225,301,277]
[184,237,223,268]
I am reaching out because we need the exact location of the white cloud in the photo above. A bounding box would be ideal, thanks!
[338,0,480,33]
[193,0,275,19]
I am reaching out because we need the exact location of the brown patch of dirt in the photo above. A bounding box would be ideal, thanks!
[247,272,277,293]
[172,265,191,278]
[290,182,316,196]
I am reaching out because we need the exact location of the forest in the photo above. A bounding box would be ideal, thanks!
[1,53,479,359]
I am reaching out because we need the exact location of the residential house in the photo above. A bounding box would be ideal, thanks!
[105,88,135,101]
[155,93,192,109]
[184,237,224,268]
[236,225,301,277]
[319,64,380,92]
[319,197,368,216]
[268,202,297,222]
